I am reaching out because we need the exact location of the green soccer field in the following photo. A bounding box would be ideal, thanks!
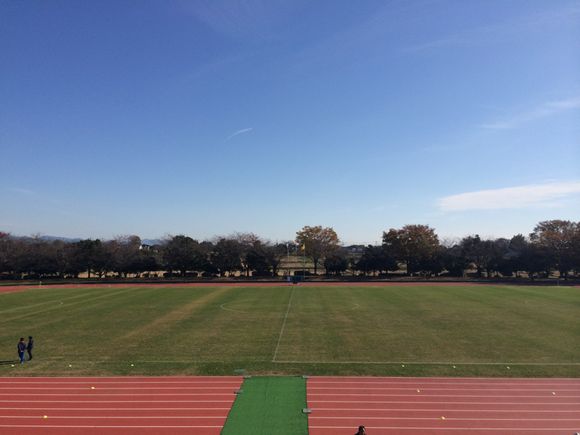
[0,284,579,377]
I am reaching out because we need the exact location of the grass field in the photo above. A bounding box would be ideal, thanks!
[0,284,579,377]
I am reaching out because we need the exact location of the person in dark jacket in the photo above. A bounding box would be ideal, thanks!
[17,338,26,364]
[27,336,34,361]
[355,426,366,435]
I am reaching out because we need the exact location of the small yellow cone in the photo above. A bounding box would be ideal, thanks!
[90,386,95,390]
[441,416,446,420]
[43,415,48,419]
[401,364,405,368]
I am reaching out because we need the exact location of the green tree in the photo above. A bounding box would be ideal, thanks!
[163,235,204,277]
[72,239,108,278]
[211,238,243,276]
[324,254,348,276]
[356,245,397,276]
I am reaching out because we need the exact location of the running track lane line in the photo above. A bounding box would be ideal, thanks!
[306,376,580,435]
[0,376,242,434]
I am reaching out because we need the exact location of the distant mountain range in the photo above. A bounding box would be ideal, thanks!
[14,235,164,245]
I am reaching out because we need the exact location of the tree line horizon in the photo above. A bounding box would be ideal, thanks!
[1,219,579,280]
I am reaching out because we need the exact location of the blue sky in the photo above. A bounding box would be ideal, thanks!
[1,0,579,244]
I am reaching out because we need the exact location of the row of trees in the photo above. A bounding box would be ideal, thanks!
[1,220,579,280]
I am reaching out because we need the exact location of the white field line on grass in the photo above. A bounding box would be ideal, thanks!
[219,303,248,314]
[4,359,578,367]
[7,358,578,366]
[275,360,580,366]
[272,287,295,362]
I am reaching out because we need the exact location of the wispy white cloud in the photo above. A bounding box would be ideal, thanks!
[438,181,580,212]
[5,187,35,196]
[405,3,580,52]
[481,96,580,130]
[179,0,299,39]
[226,127,253,141]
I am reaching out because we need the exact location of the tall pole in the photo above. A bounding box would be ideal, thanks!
[302,244,306,280]
[286,243,290,278]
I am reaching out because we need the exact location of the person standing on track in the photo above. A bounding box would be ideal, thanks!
[354,425,366,435]
[17,337,26,364]
[27,336,34,361]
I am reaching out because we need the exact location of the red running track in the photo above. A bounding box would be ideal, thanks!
[307,376,580,435]
[0,376,242,434]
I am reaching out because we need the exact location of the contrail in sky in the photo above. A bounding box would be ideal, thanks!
[226,127,253,141]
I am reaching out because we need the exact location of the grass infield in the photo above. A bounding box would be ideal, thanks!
[0,284,578,377]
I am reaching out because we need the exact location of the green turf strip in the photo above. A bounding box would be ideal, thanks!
[222,376,308,435]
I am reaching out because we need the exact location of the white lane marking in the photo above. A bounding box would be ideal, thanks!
[308,393,580,398]
[308,380,580,386]
[309,416,580,421]
[309,426,580,431]
[308,375,580,380]
[308,400,580,405]
[0,381,242,385]
[272,287,294,362]
[308,385,580,395]
[0,425,223,428]
[0,393,235,397]
[0,407,230,411]
[0,376,241,379]
[0,415,226,419]
[0,387,236,390]
[311,408,580,413]
[0,400,234,403]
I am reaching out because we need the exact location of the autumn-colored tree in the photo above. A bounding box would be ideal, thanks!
[295,225,340,275]
[382,225,440,275]
[530,220,579,278]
